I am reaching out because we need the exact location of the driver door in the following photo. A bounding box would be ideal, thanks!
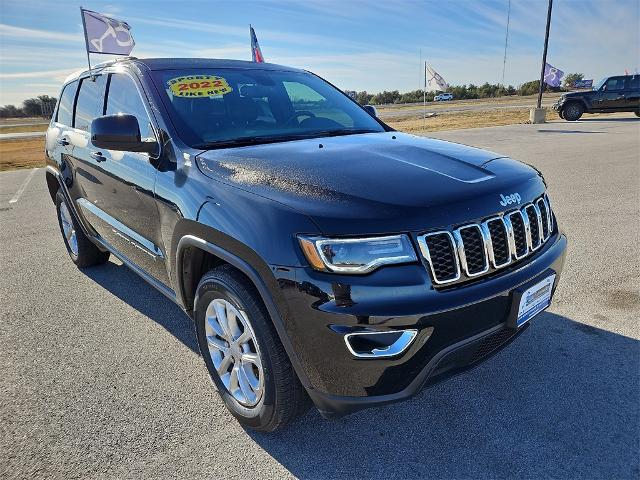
[76,72,169,286]
[593,77,627,111]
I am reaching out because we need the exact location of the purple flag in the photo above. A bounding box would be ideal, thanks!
[543,63,564,87]
[82,8,135,55]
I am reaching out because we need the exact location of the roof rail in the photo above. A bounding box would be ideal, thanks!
[92,56,138,69]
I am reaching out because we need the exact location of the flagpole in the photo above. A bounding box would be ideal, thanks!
[423,61,427,130]
[419,48,422,91]
[80,6,93,77]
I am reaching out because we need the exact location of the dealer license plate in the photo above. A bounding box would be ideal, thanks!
[516,274,556,327]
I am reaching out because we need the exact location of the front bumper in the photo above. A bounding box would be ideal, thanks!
[274,232,567,417]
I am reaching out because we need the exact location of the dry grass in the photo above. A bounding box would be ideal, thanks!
[386,108,553,133]
[0,124,48,134]
[0,138,46,171]
[0,117,46,125]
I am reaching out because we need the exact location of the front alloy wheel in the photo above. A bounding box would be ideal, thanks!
[195,265,310,431]
[204,298,264,407]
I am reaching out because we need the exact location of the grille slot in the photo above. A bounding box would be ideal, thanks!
[525,204,541,250]
[419,232,460,284]
[457,225,488,275]
[486,218,510,267]
[537,198,550,239]
[418,195,553,287]
[508,211,528,258]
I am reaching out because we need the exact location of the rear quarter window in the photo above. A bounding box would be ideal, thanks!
[55,81,78,126]
[74,75,107,131]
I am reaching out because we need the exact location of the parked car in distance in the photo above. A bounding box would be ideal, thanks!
[553,74,640,121]
[434,93,454,101]
[45,57,567,431]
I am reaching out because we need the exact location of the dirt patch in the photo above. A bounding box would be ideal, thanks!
[0,138,46,171]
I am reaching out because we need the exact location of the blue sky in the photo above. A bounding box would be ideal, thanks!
[1,0,638,105]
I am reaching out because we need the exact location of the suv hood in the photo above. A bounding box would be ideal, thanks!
[197,132,545,234]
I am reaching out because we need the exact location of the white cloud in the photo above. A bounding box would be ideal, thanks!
[0,23,81,42]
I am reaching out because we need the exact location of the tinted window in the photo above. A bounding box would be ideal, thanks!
[74,75,106,131]
[105,74,154,139]
[604,77,626,91]
[150,69,384,148]
[55,81,78,126]
[283,81,354,127]
[629,76,639,90]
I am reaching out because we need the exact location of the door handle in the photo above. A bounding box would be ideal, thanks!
[56,138,69,146]
[90,151,107,162]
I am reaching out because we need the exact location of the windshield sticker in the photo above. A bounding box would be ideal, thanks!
[167,75,232,98]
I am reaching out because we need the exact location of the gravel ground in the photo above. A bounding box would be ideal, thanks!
[1,115,638,479]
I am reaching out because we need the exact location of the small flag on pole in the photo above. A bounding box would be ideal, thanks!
[543,63,564,87]
[426,65,449,91]
[250,25,264,63]
[81,8,135,56]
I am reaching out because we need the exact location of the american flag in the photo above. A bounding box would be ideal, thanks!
[250,25,264,63]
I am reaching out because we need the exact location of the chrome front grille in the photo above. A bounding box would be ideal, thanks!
[417,195,554,286]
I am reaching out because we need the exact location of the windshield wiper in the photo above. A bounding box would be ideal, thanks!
[194,129,379,150]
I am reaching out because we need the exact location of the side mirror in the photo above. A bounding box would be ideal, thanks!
[363,105,378,118]
[91,114,157,154]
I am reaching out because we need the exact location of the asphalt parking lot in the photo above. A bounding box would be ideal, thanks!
[1,116,638,479]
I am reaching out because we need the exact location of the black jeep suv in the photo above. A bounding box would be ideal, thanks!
[553,74,640,121]
[45,58,566,431]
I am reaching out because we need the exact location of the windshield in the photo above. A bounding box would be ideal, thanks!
[593,77,607,91]
[150,68,384,148]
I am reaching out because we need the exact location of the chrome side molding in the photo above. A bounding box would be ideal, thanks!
[344,329,420,359]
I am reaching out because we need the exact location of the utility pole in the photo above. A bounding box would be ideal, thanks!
[537,0,553,108]
[530,0,553,123]
[501,0,511,86]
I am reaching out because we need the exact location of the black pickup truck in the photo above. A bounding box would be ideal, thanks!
[45,58,567,431]
[553,74,640,121]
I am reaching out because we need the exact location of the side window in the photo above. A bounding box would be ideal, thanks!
[105,74,154,140]
[74,75,107,131]
[629,76,639,90]
[55,81,78,126]
[603,77,625,91]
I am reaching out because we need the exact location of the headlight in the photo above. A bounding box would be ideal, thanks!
[298,234,417,274]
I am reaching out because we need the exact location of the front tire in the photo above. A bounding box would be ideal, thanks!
[55,191,109,267]
[562,102,584,121]
[195,265,310,431]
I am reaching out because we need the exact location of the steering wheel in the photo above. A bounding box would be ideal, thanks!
[283,110,316,126]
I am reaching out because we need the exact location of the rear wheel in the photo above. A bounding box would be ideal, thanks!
[562,102,584,121]
[634,110,639,118]
[55,191,109,267]
[194,265,310,431]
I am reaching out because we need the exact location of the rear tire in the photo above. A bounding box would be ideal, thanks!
[634,110,639,118]
[194,265,310,431]
[562,102,584,121]
[55,190,109,267]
